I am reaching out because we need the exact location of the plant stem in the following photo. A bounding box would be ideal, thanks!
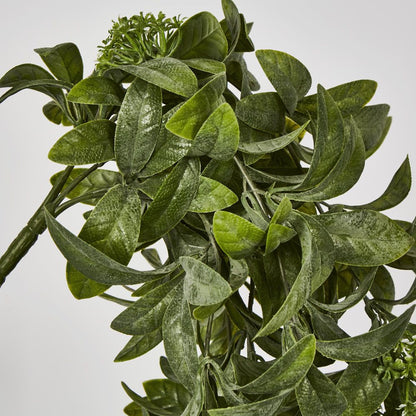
[53,189,107,216]
[0,166,74,286]
[204,315,214,357]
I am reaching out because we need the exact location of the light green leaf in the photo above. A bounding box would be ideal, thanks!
[166,73,226,140]
[179,371,205,416]
[67,76,124,105]
[162,286,199,393]
[111,276,182,335]
[180,256,232,305]
[297,80,377,117]
[270,196,292,224]
[345,156,411,211]
[316,306,414,361]
[115,78,162,178]
[35,42,83,83]
[295,365,347,416]
[66,185,141,299]
[182,58,226,74]
[188,102,240,160]
[239,335,316,394]
[337,360,393,416]
[139,158,200,242]
[265,223,297,255]
[256,49,312,114]
[119,57,198,97]
[48,119,115,165]
[213,211,265,259]
[171,12,228,61]
[235,92,285,134]
[114,328,162,362]
[315,210,414,266]
[45,209,177,285]
[238,122,309,154]
[189,176,238,213]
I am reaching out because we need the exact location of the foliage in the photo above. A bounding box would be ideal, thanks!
[0,0,415,415]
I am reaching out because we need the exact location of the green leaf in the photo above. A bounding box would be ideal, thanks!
[171,12,228,61]
[239,122,309,154]
[353,104,390,157]
[162,286,199,393]
[256,212,320,337]
[143,379,191,414]
[265,223,297,255]
[48,119,115,165]
[139,158,200,242]
[297,80,377,117]
[124,402,148,416]
[43,101,71,126]
[111,276,182,335]
[310,267,377,313]
[180,256,232,305]
[115,78,162,178]
[45,210,176,285]
[114,328,162,362]
[296,365,347,416]
[182,58,226,74]
[67,77,124,105]
[189,176,238,213]
[314,210,414,266]
[187,102,240,160]
[35,42,83,84]
[345,156,411,211]
[0,63,53,87]
[66,185,141,299]
[213,211,265,259]
[239,335,316,394]
[235,92,285,134]
[316,306,414,361]
[221,0,241,55]
[256,49,312,114]
[179,371,205,416]
[208,394,285,416]
[50,168,122,205]
[166,73,226,140]
[270,196,292,224]
[337,360,393,416]
[119,57,198,97]
[138,104,192,178]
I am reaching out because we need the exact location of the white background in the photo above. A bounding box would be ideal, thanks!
[0,0,415,414]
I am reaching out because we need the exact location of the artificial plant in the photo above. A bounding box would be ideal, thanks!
[0,0,415,415]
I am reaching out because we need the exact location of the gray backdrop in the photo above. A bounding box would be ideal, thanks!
[0,0,415,414]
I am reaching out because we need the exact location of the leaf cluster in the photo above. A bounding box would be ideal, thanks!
[0,0,415,415]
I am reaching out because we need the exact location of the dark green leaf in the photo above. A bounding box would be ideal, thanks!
[256,49,312,114]
[35,42,83,83]
[162,286,199,392]
[124,402,148,416]
[172,12,228,61]
[187,102,240,160]
[115,78,162,178]
[337,360,393,416]
[316,306,414,361]
[180,256,232,305]
[235,92,285,134]
[213,211,265,259]
[66,185,141,299]
[239,335,316,394]
[140,158,200,242]
[114,328,162,362]
[119,57,198,97]
[45,209,177,285]
[221,0,241,54]
[295,365,347,416]
[182,58,226,74]
[0,63,53,87]
[67,77,124,105]
[345,156,411,211]
[189,176,238,213]
[315,210,414,266]
[111,276,182,335]
[48,119,115,165]
[43,101,71,126]
[166,73,226,140]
